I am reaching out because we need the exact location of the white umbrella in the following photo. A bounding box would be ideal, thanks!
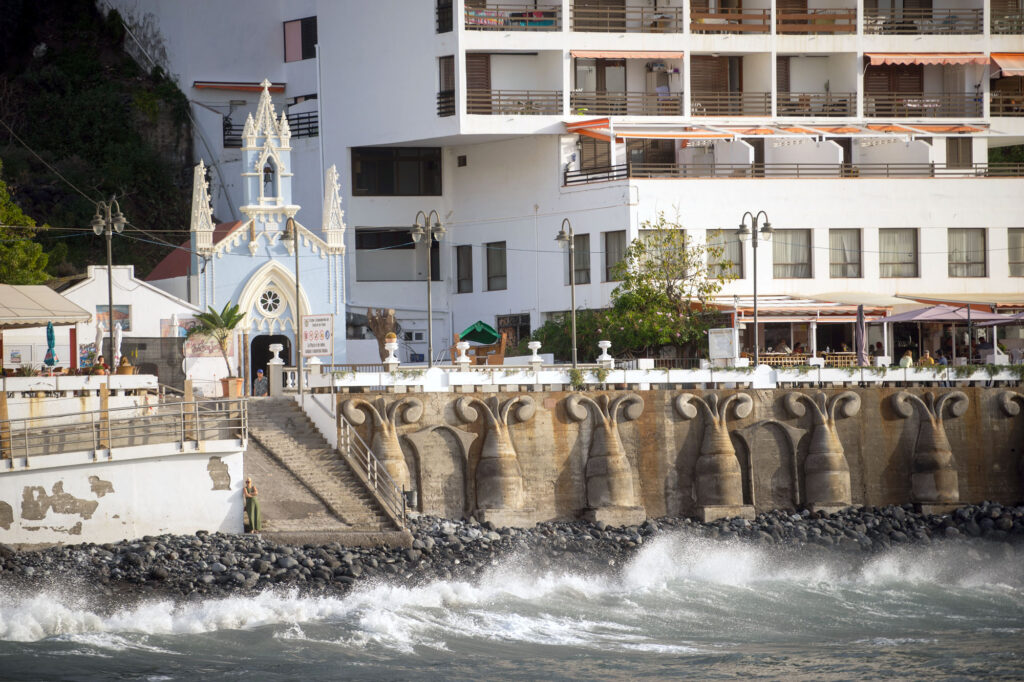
[113,322,123,366]
[94,322,105,365]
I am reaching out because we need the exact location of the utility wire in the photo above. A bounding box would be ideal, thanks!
[0,118,98,204]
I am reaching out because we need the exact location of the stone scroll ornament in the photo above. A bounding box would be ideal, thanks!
[455,395,536,511]
[674,392,753,507]
[783,391,861,508]
[891,391,968,504]
[564,393,644,509]
[341,397,423,491]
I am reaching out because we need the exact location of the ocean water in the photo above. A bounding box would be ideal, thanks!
[1,534,1022,680]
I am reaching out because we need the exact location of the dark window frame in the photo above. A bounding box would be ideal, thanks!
[351,147,442,197]
[457,244,473,293]
[284,16,317,62]
[486,241,507,291]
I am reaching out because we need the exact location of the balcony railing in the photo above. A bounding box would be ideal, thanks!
[992,92,1024,116]
[863,8,983,34]
[437,90,455,117]
[563,162,1024,185]
[223,111,318,148]
[571,5,684,32]
[465,4,561,30]
[691,8,771,33]
[777,92,856,117]
[692,91,772,116]
[466,88,562,115]
[865,92,982,117]
[776,8,857,33]
[571,91,684,116]
[992,10,1024,33]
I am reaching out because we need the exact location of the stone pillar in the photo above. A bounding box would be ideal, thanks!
[267,343,284,397]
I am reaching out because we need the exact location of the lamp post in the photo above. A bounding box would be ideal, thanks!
[90,198,126,368]
[554,218,578,369]
[287,217,303,397]
[411,210,445,366]
[736,210,772,368]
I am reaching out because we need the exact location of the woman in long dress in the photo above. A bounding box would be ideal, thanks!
[243,477,261,533]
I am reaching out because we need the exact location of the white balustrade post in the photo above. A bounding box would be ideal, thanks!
[455,341,471,371]
[383,340,400,373]
[528,340,543,373]
[597,340,614,369]
[267,343,285,397]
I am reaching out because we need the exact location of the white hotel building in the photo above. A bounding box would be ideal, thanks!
[110,0,1024,361]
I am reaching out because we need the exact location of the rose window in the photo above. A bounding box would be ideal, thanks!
[258,290,282,316]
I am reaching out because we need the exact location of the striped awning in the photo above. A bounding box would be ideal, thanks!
[992,53,1024,78]
[866,52,988,66]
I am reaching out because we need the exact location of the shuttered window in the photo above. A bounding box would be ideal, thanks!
[690,56,729,93]
[946,138,973,168]
[865,65,924,93]
[776,56,791,93]
[579,137,611,170]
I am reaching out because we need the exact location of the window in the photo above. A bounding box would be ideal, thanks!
[283,17,317,62]
[567,233,591,285]
[438,56,455,117]
[879,228,919,278]
[436,0,453,33]
[707,229,743,279]
[1010,228,1024,277]
[486,241,507,291]
[496,313,531,348]
[604,230,627,281]
[456,245,473,293]
[773,229,812,278]
[355,229,414,250]
[946,138,973,169]
[948,228,986,277]
[352,148,442,196]
[829,229,861,278]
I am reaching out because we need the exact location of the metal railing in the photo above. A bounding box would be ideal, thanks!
[863,7,983,33]
[571,5,684,32]
[437,90,455,117]
[564,161,1024,185]
[223,111,319,148]
[992,10,1024,33]
[571,91,684,116]
[339,416,406,526]
[465,4,561,30]
[776,8,857,33]
[467,89,562,115]
[777,92,856,116]
[691,8,772,33]
[865,92,982,118]
[691,91,772,116]
[992,92,1024,116]
[0,399,247,462]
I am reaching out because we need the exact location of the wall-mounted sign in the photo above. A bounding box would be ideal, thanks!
[709,328,739,360]
[302,314,333,356]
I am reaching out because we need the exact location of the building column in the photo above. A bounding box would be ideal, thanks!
[809,320,818,357]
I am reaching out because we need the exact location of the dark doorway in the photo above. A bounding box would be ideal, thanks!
[250,335,291,391]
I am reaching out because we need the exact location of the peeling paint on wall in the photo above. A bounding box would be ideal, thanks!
[0,501,13,530]
[88,476,115,498]
[21,482,99,521]
[207,457,230,490]
[22,521,83,535]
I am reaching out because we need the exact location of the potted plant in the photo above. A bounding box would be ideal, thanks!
[186,302,246,397]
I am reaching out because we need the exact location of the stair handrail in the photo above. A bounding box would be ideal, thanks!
[338,414,407,527]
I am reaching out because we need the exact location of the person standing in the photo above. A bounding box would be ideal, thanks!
[252,368,269,397]
[243,477,262,533]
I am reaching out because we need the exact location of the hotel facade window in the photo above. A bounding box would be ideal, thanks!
[604,230,626,281]
[567,233,591,285]
[352,147,442,196]
[772,229,812,278]
[1010,229,1024,277]
[456,245,473,293]
[486,241,507,291]
[283,17,317,62]
[948,228,987,277]
[879,228,919,278]
[829,229,862,278]
[707,229,743,279]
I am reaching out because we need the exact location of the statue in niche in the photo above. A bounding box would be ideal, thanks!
[674,392,753,518]
[454,395,535,512]
[783,391,861,510]
[564,393,645,520]
[891,391,968,505]
[341,396,423,492]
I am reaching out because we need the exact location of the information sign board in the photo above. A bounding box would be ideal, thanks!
[301,314,334,356]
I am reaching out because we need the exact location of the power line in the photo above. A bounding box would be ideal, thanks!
[0,118,98,204]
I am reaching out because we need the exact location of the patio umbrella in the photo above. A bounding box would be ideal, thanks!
[113,321,123,366]
[855,304,867,367]
[43,321,58,368]
[978,311,1024,326]
[459,320,502,345]
[870,304,1005,324]
[94,322,104,365]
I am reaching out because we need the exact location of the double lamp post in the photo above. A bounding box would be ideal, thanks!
[412,210,446,367]
[90,198,126,368]
[736,210,772,368]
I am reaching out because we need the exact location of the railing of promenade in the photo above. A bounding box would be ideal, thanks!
[0,399,247,464]
[338,416,406,527]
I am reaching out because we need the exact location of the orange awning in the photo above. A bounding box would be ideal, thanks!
[570,50,684,59]
[992,53,1024,78]
[866,53,987,66]
[193,81,286,93]
[910,124,984,134]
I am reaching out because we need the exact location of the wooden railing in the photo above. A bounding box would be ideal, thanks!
[776,8,856,33]
[466,89,562,115]
[691,8,771,33]
[571,5,684,32]
[691,91,772,116]
[865,92,982,118]
[465,4,561,30]
[992,10,1024,33]
[224,111,318,148]
[570,91,684,116]
[863,7,983,33]
[437,90,455,117]
[777,92,856,117]
[564,162,1024,184]
[992,92,1024,116]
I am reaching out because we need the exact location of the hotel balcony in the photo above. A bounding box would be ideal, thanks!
[570,90,684,115]
[692,91,772,115]
[776,54,857,117]
[446,50,563,116]
[571,54,684,116]
[776,6,857,34]
[992,8,1024,33]
[864,92,982,117]
[863,6,984,34]
[463,2,562,30]
[466,89,563,114]
[690,1,771,34]
[570,1,685,33]
[776,92,855,116]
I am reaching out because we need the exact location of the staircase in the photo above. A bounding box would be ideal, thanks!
[246,398,398,533]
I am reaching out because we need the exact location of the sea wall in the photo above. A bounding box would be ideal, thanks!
[339,387,1024,523]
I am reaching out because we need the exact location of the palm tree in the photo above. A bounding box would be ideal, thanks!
[186,302,246,378]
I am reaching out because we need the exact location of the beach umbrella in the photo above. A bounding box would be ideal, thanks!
[855,304,867,367]
[43,321,58,368]
[94,322,104,364]
[113,321,123,366]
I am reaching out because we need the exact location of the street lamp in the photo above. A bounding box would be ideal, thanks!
[736,210,772,368]
[411,210,445,366]
[554,218,578,369]
[91,198,126,367]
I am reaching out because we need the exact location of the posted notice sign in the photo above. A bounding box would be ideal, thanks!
[301,314,334,356]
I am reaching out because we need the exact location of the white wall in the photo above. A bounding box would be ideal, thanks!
[744,53,773,92]
[853,139,932,165]
[491,52,562,91]
[765,139,842,167]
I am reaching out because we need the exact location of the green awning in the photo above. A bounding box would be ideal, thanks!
[459,321,501,344]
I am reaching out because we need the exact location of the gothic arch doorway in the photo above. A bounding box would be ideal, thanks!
[251,335,291,389]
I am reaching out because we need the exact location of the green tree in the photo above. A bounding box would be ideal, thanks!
[185,303,246,377]
[0,159,49,284]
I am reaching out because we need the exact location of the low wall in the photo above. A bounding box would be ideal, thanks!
[338,387,1024,524]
